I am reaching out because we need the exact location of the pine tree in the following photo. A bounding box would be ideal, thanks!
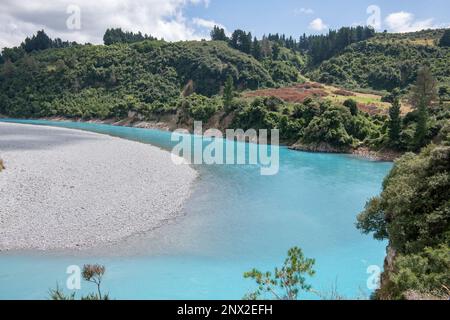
[410,66,437,150]
[272,43,280,60]
[223,75,234,112]
[210,26,228,42]
[388,97,402,148]
[251,37,262,60]
[261,37,272,58]
[343,99,358,116]
[438,86,448,106]
[242,32,252,54]
[438,29,450,47]
[230,30,252,54]
[23,30,53,52]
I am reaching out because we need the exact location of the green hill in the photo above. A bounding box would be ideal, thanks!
[0,40,283,118]
[307,29,450,92]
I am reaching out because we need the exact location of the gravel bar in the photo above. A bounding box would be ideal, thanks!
[0,122,198,251]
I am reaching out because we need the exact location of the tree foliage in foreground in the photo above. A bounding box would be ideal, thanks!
[244,247,315,300]
[50,264,110,300]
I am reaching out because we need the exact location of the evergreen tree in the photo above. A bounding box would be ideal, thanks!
[1,59,15,78]
[23,30,53,52]
[272,43,280,60]
[251,37,262,60]
[210,26,228,41]
[103,28,154,45]
[223,75,234,112]
[242,32,252,54]
[343,99,358,116]
[305,26,375,65]
[438,86,448,106]
[388,97,402,148]
[410,66,437,149]
[230,29,252,54]
[438,29,450,47]
[260,37,272,58]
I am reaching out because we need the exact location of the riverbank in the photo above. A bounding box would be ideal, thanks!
[0,122,198,251]
[289,143,400,162]
[2,116,400,162]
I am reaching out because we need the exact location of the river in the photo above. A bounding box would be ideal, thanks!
[0,119,391,299]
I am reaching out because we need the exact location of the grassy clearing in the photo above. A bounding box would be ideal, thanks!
[243,81,414,116]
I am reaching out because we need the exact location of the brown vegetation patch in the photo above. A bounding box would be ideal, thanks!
[333,89,355,96]
[357,103,387,116]
[294,82,325,89]
[244,82,328,103]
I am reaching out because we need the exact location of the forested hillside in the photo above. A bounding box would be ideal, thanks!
[0,27,448,154]
[0,39,285,118]
[307,29,450,92]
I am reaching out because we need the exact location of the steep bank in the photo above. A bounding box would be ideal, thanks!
[357,145,450,299]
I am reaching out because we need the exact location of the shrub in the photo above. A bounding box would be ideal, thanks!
[183,94,221,123]
[302,103,354,148]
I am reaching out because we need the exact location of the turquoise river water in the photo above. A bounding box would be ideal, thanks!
[0,119,392,299]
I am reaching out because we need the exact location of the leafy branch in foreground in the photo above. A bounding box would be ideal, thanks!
[49,264,110,300]
[82,264,106,300]
[244,247,315,300]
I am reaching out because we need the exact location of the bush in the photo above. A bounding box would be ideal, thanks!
[302,103,354,148]
[389,245,450,299]
[183,94,221,123]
